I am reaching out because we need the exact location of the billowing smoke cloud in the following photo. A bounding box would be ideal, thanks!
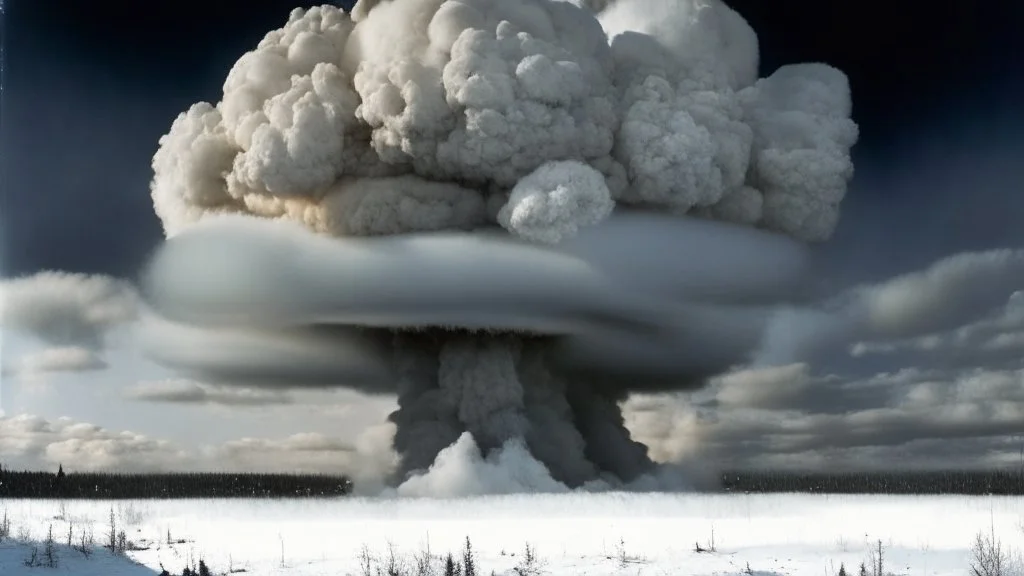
[140,0,858,494]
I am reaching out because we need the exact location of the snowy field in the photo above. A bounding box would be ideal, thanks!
[2,493,1023,576]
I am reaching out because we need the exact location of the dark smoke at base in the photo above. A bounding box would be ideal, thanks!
[387,331,654,488]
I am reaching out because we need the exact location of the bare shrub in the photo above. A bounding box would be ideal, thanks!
[75,521,96,557]
[359,544,376,576]
[414,540,435,576]
[694,525,717,553]
[867,539,885,576]
[75,526,94,559]
[24,545,41,567]
[614,537,646,567]
[383,540,405,576]
[970,523,1011,576]
[0,508,10,542]
[513,542,545,576]
[43,524,58,567]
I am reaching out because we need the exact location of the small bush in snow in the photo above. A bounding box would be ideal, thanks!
[75,527,94,559]
[413,540,434,576]
[359,544,375,576]
[866,539,886,576]
[513,542,544,576]
[43,524,58,567]
[23,545,41,568]
[384,540,405,576]
[615,537,646,566]
[969,523,1021,576]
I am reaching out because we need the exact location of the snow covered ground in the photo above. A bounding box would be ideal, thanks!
[1,493,1022,576]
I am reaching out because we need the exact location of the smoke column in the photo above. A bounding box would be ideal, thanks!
[140,0,857,493]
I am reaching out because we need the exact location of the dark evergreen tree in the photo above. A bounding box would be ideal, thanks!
[445,552,461,576]
[463,536,476,576]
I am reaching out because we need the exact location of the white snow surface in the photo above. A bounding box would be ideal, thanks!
[2,493,1022,575]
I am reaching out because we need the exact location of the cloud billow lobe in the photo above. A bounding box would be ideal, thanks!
[140,0,859,492]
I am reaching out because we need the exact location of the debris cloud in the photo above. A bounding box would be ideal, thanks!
[141,0,858,494]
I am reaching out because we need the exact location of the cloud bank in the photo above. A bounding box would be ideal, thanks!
[0,272,139,348]
[0,414,395,482]
[125,379,294,406]
[0,272,139,378]
[628,262,1024,473]
[0,414,186,472]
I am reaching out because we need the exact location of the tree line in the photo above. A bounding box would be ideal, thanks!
[718,469,1024,495]
[2,464,1021,497]
[0,466,352,499]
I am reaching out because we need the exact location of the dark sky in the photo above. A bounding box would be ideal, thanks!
[2,0,1022,281]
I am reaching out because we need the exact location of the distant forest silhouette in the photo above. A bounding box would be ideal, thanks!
[1,464,1022,498]
[719,469,1024,495]
[0,465,352,499]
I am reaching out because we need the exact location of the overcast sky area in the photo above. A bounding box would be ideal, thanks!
[1,0,1023,479]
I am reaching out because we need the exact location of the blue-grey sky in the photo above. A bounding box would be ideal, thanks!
[1,0,1023,477]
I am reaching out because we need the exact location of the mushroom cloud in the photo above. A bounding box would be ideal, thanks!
[140,0,858,493]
